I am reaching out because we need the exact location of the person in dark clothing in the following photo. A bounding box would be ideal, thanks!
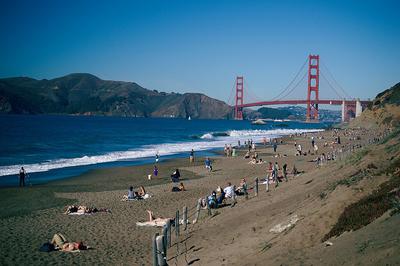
[273,143,277,153]
[19,167,26,187]
[283,163,288,182]
[171,169,180,183]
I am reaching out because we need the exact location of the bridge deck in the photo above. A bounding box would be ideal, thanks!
[237,99,371,108]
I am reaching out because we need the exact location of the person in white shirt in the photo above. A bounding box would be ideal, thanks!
[223,182,234,198]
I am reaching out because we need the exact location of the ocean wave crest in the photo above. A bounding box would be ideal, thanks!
[0,128,323,177]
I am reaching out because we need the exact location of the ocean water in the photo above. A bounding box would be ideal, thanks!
[0,115,328,187]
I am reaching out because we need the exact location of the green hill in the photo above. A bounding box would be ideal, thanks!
[0,73,233,119]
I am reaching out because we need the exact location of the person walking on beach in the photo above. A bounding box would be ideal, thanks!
[273,142,278,153]
[153,165,158,177]
[205,157,212,172]
[190,149,195,163]
[282,163,288,182]
[273,162,279,187]
[297,144,302,155]
[19,167,26,187]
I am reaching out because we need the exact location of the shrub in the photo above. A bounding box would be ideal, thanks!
[323,176,400,241]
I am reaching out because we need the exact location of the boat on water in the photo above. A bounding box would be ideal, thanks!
[251,119,267,125]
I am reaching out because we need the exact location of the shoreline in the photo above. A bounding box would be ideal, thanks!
[0,127,326,187]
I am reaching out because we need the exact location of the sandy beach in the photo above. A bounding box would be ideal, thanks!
[0,126,399,265]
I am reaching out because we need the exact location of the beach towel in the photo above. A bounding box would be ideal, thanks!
[68,212,92,216]
[136,221,168,227]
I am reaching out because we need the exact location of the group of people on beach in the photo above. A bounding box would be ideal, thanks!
[224,144,235,157]
[124,185,148,200]
[204,178,251,209]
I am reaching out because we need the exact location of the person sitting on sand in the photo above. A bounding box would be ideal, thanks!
[51,233,88,252]
[138,186,146,197]
[216,186,225,205]
[171,169,180,182]
[172,182,186,192]
[244,151,250,159]
[223,182,234,198]
[178,182,186,191]
[128,186,135,199]
[208,191,218,208]
[248,158,257,164]
[235,178,247,195]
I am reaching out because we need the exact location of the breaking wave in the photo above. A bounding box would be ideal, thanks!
[0,128,323,177]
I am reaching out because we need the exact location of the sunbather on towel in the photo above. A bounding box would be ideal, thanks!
[136,210,174,227]
[65,205,110,214]
[51,233,89,252]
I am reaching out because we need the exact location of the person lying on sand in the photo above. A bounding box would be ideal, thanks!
[51,233,89,252]
[136,210,175,227]
[64,205,110,214]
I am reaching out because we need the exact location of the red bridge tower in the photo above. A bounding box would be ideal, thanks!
[306,54,320,121]
[234,76,244,120]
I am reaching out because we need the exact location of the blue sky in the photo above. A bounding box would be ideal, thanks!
[0,0,399,105]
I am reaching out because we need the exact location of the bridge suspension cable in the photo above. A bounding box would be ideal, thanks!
[270,57,308,101]
[275,70,308,101]
[320,71,345,100]
[244,79,262,104]
[320,61,352,99]
[226,78,237,106]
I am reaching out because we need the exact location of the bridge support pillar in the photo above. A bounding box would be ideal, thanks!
[306,55,320,122]
[355,99,362,117]
[341,101,357,122]
[234,76,244,120]
[341,100,346,122]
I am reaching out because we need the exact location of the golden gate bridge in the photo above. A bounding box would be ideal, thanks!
[231,55,371,122]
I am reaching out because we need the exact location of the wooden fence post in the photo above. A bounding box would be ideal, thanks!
[255,177,259,196]
[175,209,180,237]
[166,219,171,248]
[244,183,248,200]
[183,206,188,231]
[162,224,168,249]
[193,198,201,224]
[156,235,167,266]
[152,233,159,266]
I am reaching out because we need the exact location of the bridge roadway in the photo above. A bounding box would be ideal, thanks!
[237,99,371,108]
